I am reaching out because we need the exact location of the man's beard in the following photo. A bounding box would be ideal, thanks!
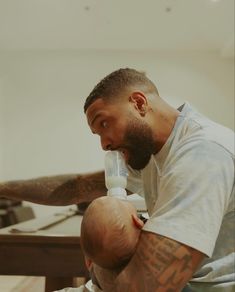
[123,117,156,170]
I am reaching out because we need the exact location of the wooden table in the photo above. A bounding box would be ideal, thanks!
[0,210,89,291]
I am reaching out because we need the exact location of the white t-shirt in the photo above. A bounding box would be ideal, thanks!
[127,103,235,291]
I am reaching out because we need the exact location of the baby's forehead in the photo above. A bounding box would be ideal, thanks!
[99,196,134,207]
[85,197,135,224]
[95,197,136,213]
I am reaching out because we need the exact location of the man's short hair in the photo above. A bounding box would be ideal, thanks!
[84,68,159,112]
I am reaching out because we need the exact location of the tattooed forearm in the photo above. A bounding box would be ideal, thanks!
[52,172,107,204]
[0,171,106,205]
[112,231,204,292]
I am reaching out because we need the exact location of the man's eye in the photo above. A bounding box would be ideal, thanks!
[101,121,108,128]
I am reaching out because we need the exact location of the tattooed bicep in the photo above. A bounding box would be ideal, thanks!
[119,231,205,292]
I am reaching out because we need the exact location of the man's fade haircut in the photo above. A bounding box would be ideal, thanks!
[84,68,159,112]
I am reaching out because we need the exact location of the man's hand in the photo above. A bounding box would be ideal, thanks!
[95,231,205,292]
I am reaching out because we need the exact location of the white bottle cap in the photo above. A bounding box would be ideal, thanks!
[107,187,127,200]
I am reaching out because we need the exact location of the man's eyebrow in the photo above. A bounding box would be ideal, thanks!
[90,113,102,128]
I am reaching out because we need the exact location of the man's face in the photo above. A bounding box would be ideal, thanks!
[86,98,156,170]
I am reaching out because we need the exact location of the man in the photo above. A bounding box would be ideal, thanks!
[0,68,234,291]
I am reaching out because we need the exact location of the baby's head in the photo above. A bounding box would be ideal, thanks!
[80,196,143,270]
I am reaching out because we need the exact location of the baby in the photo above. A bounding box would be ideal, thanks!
[80,196,144,270]
[54,196,144,292]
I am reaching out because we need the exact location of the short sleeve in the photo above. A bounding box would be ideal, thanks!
[143,140,234,256]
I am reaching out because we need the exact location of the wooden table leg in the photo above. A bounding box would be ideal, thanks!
[45,276,76,292]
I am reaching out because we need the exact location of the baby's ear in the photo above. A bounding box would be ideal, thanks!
[132,214,144,229]
[85,256,93,270]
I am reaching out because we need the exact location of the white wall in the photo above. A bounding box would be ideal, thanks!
[0,79,4,179]
[0,50,234,216]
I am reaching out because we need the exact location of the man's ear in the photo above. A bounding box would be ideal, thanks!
[132,213,144,229]
[129,91,148,116]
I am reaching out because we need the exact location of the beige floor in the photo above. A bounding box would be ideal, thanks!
[0,276,44,292]
[0,276,85,292]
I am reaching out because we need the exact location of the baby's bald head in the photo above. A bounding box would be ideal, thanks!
[80,196,143,269]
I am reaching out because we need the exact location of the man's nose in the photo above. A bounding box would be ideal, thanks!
[100,135,112,151]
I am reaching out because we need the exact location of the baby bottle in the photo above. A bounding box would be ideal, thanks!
[104,150,128,200]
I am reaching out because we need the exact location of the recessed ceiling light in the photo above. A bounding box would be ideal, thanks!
[84,5,90,11]
[165,6,172,12]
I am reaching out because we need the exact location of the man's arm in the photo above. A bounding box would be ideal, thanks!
[94,230,205,292]
[0,171,106,206]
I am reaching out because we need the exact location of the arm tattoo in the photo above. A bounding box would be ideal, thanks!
[0,171,106,205]
[112,231,204,292]
[52,172,107,204]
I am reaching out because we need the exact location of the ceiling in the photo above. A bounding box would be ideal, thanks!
[0,0,234,57]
